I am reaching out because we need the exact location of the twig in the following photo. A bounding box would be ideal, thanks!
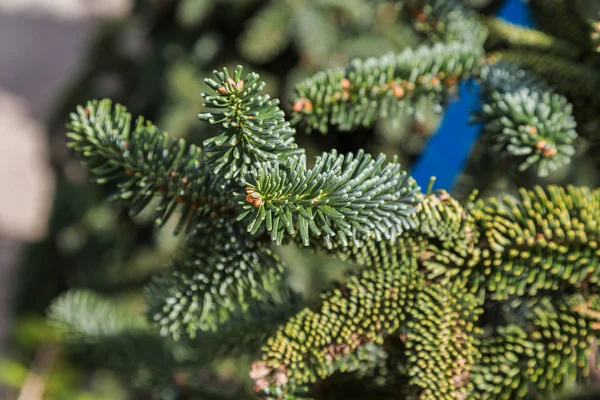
[17,345,59,400]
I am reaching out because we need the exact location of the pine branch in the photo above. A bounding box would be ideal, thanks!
[68,99,223,234]
[49,289,147,340]
[405,284,482,399]
[251,236,424,398]
[489,50,600,110]
[237,1,293,63]
[200,66,303,183]
[190,287,305,361]
[404,0,488,46]
[48,290,177,388]
[235,150,421,249]
[147,219,287,338]
[424,186,600,301]
[483,17,582,59]
[530,0,590,46]
[290,41,483,134]
[48,290,255,398]
[473,294,600,398]
[475,63,578,176]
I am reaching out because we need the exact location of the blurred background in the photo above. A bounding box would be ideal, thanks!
[1,0,597,399]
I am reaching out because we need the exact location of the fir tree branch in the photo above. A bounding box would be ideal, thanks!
[147,219,287,338]
[48,290,258,398]
[67,99,224,234]
[48,290,178,389]
[489,50,600,106]
[404,0,488,46]
[473,294,600,398]
[530,0,590,46]
[235,150,421,248]
[405,284,482,400]
[475,63,578,176]
[189,287,305,361]
[483,17,582,59]
[290,41,483,134]
[251,237,424,398]
[199,65,303,183]
[424,186,600,301]
[237,1,293,63]
[49,288,147,338]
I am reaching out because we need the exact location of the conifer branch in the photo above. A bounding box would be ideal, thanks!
[236,150,421,248]
[473,294,600,398]
[483,17,582,59]
[48,290,178,389]
[404,0,488,46]
[256,185,600,397]
[199,66,303,183]
[529,0,590,46]
[68,99,224,234]
[147,220,287,338]
[489,50,600,106]
[405,284,482,399]
[475,63,578,176]
[424,186,600,301]
[290,42,483,134]
[251,237,424,397]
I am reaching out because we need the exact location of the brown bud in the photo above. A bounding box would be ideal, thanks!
[438,192,450,201]
[226,77,236,87]
[524,125,538,135]
[392,85,405,99]
[444,76,458,87]
[253,197,264,208]
[341,78,351,90]
[125,169,134,176]
[429,77,441,86]
[293,98,305,113]
[252,378,269,393]
[245,194,255,204]
[170,171,177,178]
[217,86,228,95]
[542,147,557,157]
[249,361,270,380]
[236,80,244,90]
[271,370,289,386]
[173,372,188,386]
[245,186,255,193]
[535,140,548,150]
[293,98,313,113]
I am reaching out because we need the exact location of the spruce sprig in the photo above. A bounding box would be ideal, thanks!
[236,150,421,248]
[200,65,303,183]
